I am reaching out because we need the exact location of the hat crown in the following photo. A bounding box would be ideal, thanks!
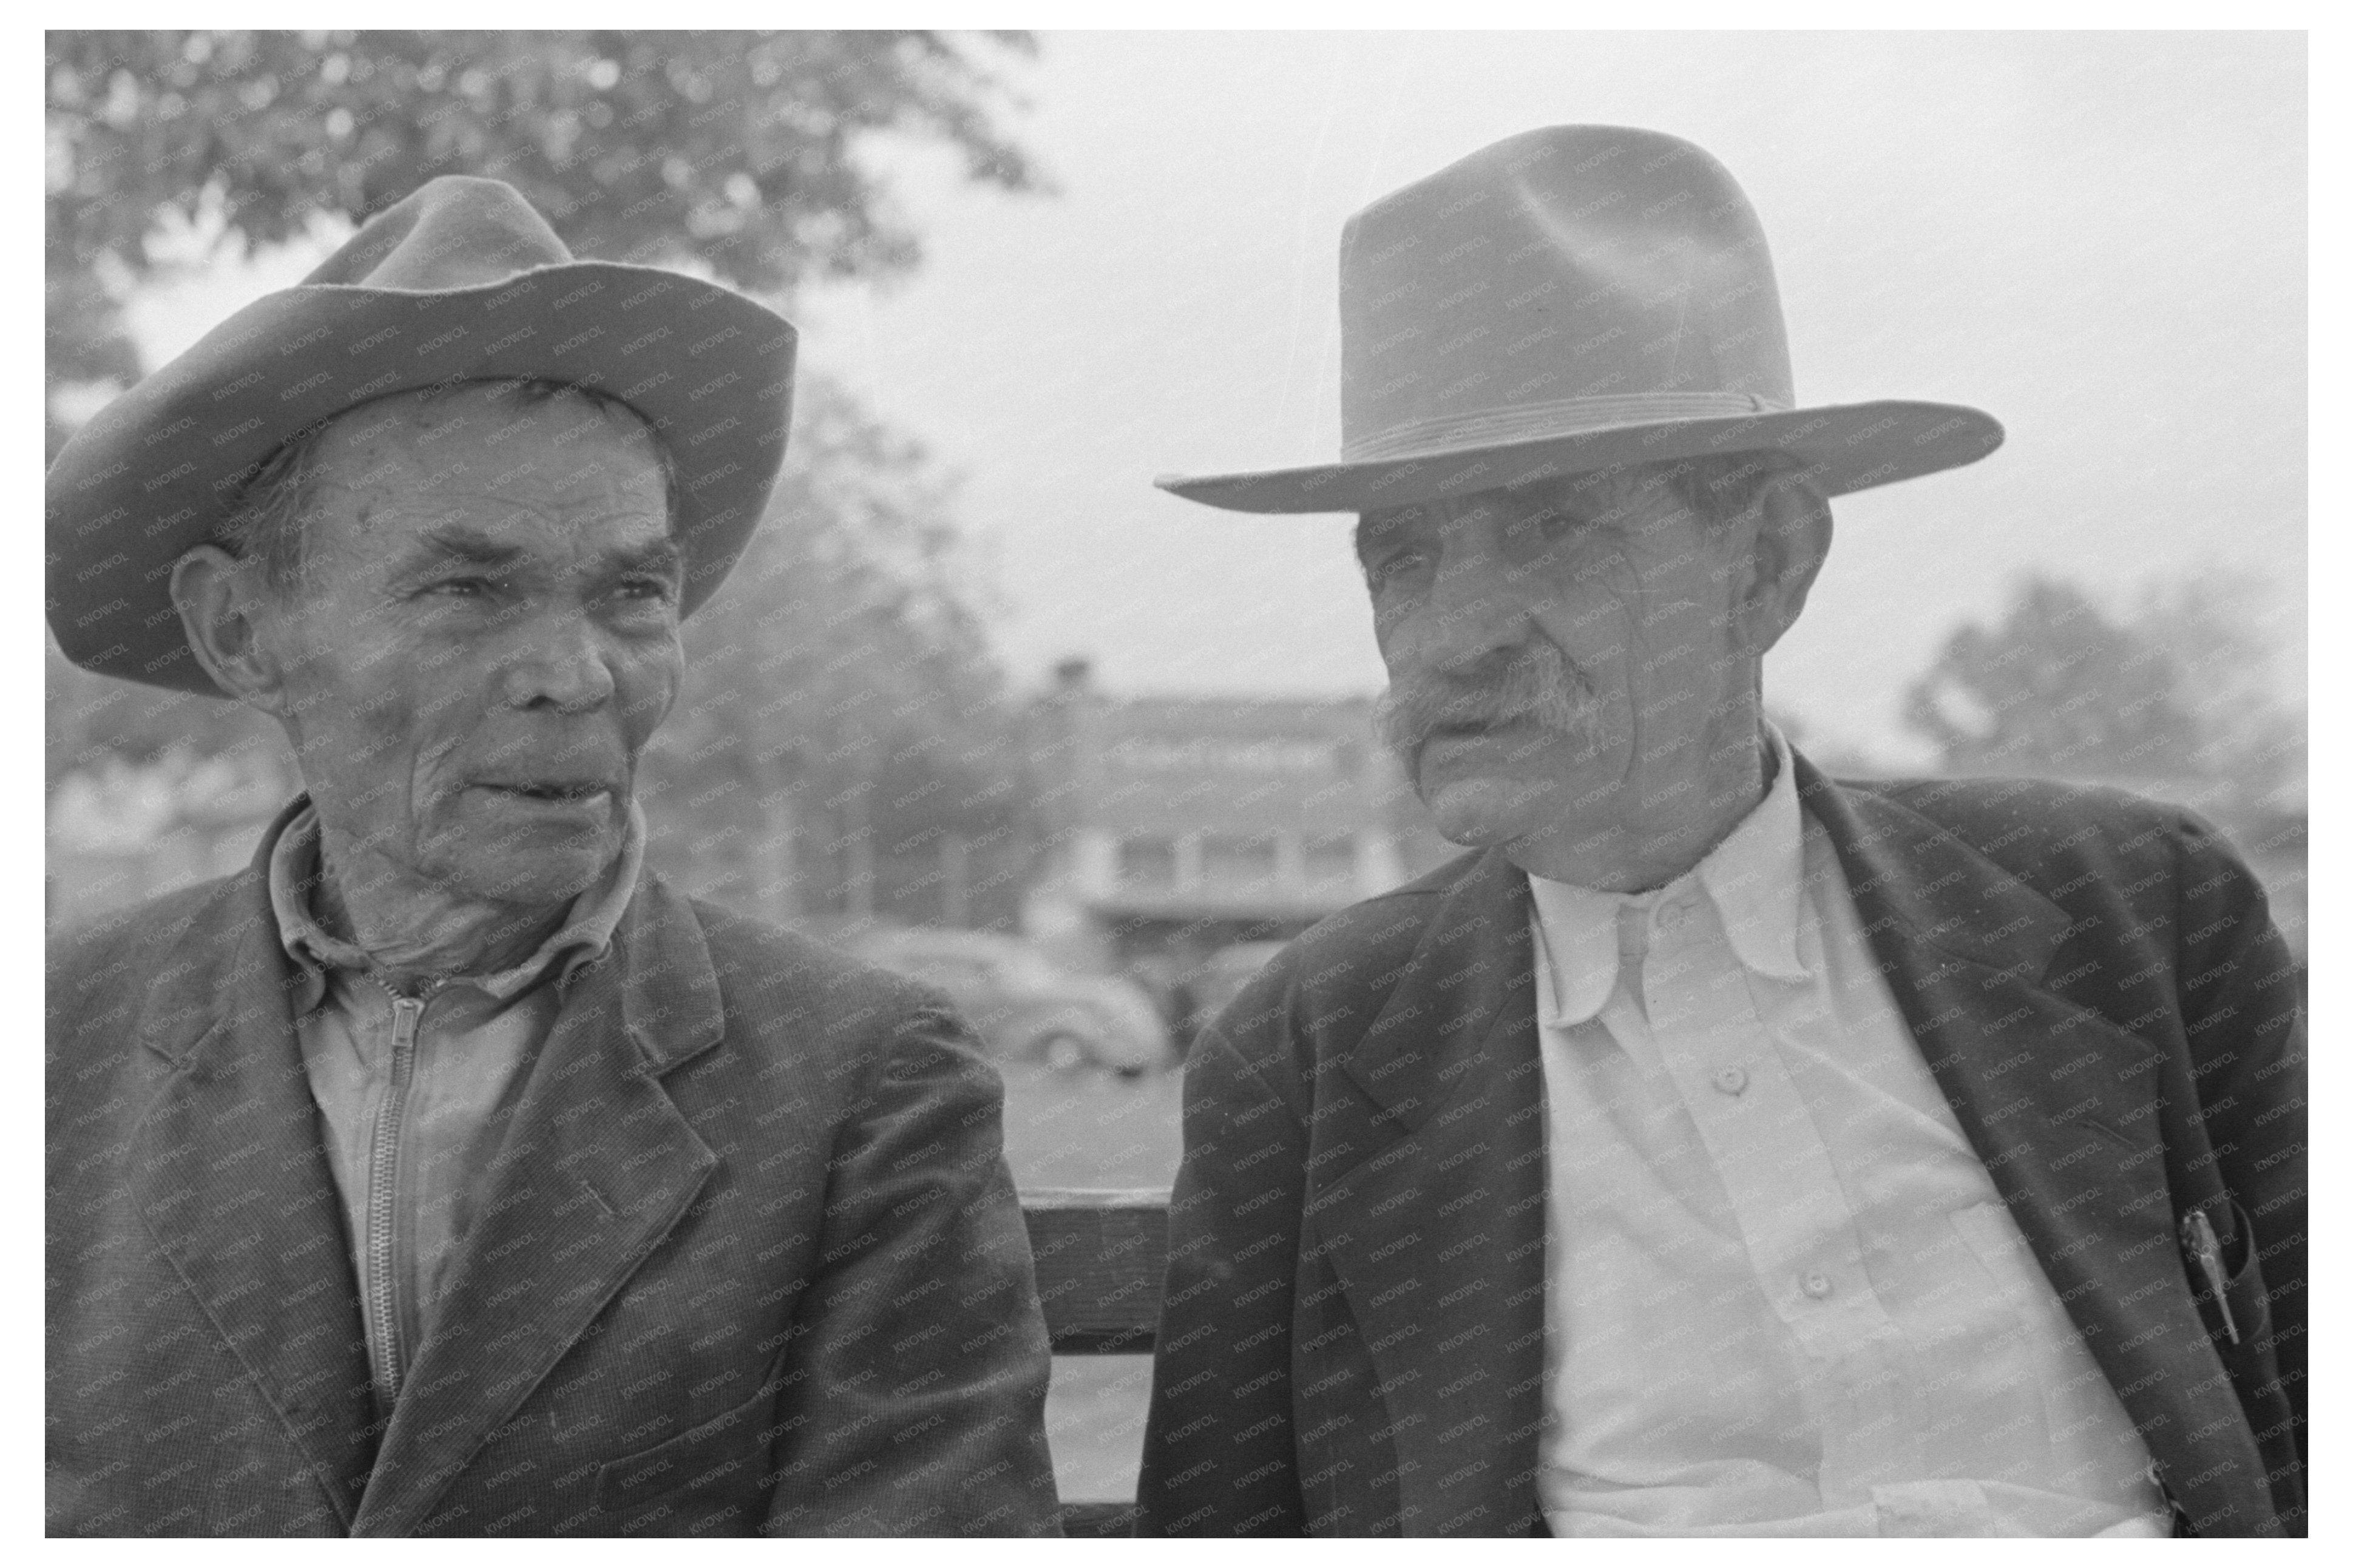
[302,176,576,292]
[1338,125,1794,463]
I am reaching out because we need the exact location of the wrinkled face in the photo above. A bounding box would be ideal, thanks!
[256,385,682,911]
[1358,467,1752,862]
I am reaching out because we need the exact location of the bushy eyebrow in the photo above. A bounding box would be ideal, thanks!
[397,525,681,578]
[404,525,523,572]
[608,537,684,578]
[1355,483,1642,562]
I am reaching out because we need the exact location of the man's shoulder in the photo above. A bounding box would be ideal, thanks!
[49,871,257,1007]
[666,888,958,1035]
[1205,848,1485,1063]
[1832,770,2210,879]
[1275,847,1480,980]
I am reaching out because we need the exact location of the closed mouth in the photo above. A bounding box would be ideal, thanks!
[1428,718,1517,742]
[480,781,612,803]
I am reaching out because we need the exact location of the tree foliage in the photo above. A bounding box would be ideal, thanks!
[47,30,1041,402]
[1902,572,2303,808]
[646,374,1037,924]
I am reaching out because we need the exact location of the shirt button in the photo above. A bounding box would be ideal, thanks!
[1713,1066,1748,1097]
[1659,902,1690,930]
[1801,1270,1835,1300]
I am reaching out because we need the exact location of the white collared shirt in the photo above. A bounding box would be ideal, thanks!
[1528,728,2168,1536]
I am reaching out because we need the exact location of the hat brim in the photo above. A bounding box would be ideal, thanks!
[1154,399,2002,514]
[47,260,795,695]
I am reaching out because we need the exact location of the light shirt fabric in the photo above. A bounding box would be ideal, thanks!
[1527,728,2168,1538]
[266,800,645,1416]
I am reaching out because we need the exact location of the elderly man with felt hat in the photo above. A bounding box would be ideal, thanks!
[46,177,1058,1538]
[1136,126,2304,1539]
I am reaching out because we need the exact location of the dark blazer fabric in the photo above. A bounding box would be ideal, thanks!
[1137,760,2305,1538]
[48,846,1061,1537]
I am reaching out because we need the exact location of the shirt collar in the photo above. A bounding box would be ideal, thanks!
[265,796,645,1014]
[1528,723,1809,1027]
[1696,723,1809,987]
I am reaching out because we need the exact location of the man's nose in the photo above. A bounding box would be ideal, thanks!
[1409,519,1538,669]
[498,613,617,712]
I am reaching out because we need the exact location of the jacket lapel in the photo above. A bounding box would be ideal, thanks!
[1316,850,1549,1536]
[1797,763,2265,1526]
[128,866,377,1530]
[351,879,725,1537]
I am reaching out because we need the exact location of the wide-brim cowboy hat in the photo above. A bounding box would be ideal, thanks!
[1156,125,2002,515]
[47,175,796,694]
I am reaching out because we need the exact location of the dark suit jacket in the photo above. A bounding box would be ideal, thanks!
[1137,762,2304,1538]
[48,834,1060,1537]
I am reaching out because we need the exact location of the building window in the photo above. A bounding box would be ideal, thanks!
[1302,833,1357,885]
[1200,834,1279,885]
[1119,836,1179,886]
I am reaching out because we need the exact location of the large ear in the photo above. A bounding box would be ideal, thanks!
[1730,471,1833,657]
[170,545,291,713]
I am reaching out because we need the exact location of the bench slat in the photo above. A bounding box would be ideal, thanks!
[1021,1187,1171,1355]
[1059,1501,1142,1536]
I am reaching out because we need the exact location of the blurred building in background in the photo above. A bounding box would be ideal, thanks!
[1018,660,1455,979]
[46,661,2304,974]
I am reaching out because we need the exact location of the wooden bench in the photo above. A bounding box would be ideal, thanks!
[1021,1187,1171,1537]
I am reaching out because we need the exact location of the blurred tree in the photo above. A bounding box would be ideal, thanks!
[46,29,1041,442]
[2129,572,2306,804]
[1902,571,2303,809]
[47,29,1046,926]
[646,374,1038,927]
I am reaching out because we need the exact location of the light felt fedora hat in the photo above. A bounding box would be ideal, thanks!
[47,175,797,695]
[1158,124,2002,515]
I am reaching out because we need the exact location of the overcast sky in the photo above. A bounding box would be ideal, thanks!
[132,30,2306,765]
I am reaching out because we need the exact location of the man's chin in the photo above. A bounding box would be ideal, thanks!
[433,814,623,910]
[1417,772,1566,851]
[445,853,609,912]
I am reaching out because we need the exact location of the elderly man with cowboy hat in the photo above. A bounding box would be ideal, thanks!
[1136,126,2303,1539]
[46,177,1058,1538]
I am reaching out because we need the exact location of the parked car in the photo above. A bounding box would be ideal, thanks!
[847,926,1177,1076]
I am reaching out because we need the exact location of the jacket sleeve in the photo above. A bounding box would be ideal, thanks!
[1136,1013,1311,1536]
[760,1003,1060,1536]
[2172,813,2306,1510]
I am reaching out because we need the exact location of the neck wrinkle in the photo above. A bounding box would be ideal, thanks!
[1511,721,1775,894]
[314,833,580,984]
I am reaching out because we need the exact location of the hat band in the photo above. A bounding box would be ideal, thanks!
[1340,390,1785,464]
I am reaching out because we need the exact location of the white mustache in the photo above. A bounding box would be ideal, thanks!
[1375,641,1602,760]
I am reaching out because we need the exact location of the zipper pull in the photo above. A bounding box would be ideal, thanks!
[2181,1208,2240,1345]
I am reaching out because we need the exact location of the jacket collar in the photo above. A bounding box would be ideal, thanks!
[1793,762,2073,979]
[129,813,728,1535]
[1342,841,1534,1138]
